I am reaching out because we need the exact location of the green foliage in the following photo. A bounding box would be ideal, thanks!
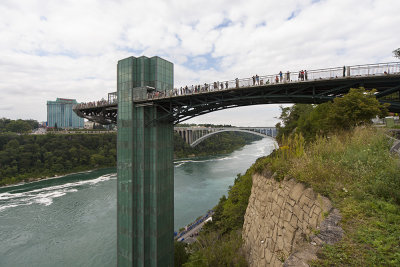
[275,104,313,142]
[261,126,400,266]
[213,173,253,234]
[5,120,32,133]
[0,124,261,186]
[0,133,117,186]
[184,231,247,267]
[174,132,262,159]
[185,154,270,266]
[296,102,332,141]
[277,88,388,143]
[327,88,388,130]
[183,88,395,266]
[0,118,39,133]
[174,241,190,267]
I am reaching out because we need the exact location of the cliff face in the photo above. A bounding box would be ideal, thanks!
[242,173,334,267]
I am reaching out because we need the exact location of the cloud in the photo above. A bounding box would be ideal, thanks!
[0,0,399,125]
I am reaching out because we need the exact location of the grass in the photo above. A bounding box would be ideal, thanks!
[256,127,400,266]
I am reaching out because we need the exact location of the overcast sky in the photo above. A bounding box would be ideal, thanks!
[0,0,399,126]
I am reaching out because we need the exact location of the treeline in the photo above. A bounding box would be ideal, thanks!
[0,133,116,185]
[275,87,388,142]
[0,130,262,186]
[0,118,39,134]
[174,131,262,159]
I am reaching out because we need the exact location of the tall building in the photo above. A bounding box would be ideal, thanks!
[117,56,175,265]
[117,55,173,94]
[47,98,84,129]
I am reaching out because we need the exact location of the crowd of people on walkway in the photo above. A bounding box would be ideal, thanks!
[74,64,398,107]
[74,99,110,109]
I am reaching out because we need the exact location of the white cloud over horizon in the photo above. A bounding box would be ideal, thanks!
[0,0,399,126]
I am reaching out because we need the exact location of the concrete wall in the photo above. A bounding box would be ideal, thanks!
[242,174,333,267]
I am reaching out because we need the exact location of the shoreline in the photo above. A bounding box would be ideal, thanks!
[1,138,264,188]
[0,167,109,189]
[0,152,238,188]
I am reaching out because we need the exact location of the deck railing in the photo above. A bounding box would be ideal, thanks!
[74,61,400,109]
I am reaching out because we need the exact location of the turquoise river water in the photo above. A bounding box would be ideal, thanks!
[0,138,275,267]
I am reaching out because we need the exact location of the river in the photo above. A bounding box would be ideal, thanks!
[0,138,275,266]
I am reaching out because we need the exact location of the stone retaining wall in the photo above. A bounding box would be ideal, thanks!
[242,173,333,266]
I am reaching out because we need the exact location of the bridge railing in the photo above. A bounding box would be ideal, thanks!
[147,61,400,100]
[75,62,400,109]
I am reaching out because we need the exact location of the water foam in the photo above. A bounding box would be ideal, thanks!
[174,156,238,168]
[0,174,116,212]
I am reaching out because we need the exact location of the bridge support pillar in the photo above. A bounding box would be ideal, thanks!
[117,86,174,267]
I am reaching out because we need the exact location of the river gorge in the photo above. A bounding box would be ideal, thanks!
[0,138,275,266]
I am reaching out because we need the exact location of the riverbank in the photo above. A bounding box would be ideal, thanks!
[0,131,262,187]
[0,168,103,189]
[180,127,400,266]
[0,164,115,187]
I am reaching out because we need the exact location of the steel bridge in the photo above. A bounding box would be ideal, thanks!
[74,60,400,267]
[74,62,400,126]
[174,126,277,147]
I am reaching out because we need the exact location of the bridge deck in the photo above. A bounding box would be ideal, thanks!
[74,62,400,124]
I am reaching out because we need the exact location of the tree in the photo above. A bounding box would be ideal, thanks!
[327,87,388,130]
[0,118,11,132]
[393,48,400,59]
[24,119,39,130]
[276,87,389,142]
[275,104,313,142]
[174,241,189,267]
[5,120,32,133]
[296,102,333,141]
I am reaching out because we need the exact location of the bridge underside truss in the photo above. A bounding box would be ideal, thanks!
[74,75,400,125]
[74,105,117,125]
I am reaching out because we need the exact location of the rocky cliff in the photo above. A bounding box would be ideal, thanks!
[242,173,342,266]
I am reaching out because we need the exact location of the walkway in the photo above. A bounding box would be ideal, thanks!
[73,61,400,124]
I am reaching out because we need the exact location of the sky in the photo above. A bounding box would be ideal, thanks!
[0,0,399,127]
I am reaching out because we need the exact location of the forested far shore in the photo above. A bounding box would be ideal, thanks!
[0,131,262,186]
[174,131,262,158]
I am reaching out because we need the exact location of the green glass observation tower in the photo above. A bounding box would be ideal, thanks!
[117,56,174,266]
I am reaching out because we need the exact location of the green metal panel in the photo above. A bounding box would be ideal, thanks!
[117,56,134,265]
[117,56,174,267]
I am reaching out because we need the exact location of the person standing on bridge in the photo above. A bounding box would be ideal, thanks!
[286,71,290,82]
[256,74,259,85]
[343,66,346,77]
[305,70,308,80]
[225,81,228,89]
[279,71,283,82]
[275,75,279,83]
[235,78,239,88]
[252,75,256,86]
